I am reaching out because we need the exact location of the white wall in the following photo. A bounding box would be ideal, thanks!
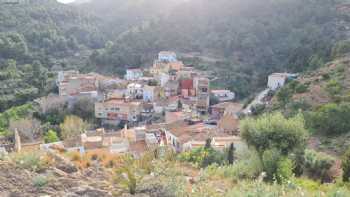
[268,75,287,90]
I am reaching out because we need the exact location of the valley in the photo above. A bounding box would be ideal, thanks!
[1,0,350,196]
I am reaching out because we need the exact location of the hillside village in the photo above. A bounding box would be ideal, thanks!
[0,50,296,160]
[3,0,350,196]
[22,52,239,155]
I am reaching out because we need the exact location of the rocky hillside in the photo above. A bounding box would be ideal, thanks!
[276,54,350,108]
[268,53,350,155]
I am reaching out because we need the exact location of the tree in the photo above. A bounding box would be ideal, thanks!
[209,94,219,106]
[250,104,266,116]
[241,112,308,159]
[342,147,350,182]
[71,97,95,121]
[177,100,182,110]
[60,115,87,140]
[32,60,48,94]
[260,148,295,183]
[227,143,235,165]
[304,149,335,182]
[205,138,212,149]
[309,103,350,135]
[44,129,59,143]
[331,40,350,58]
[9,118,41,142]
[148,79,158,86]
[177,146,225,168]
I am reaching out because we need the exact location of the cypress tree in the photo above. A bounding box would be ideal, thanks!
[227,143,235,165]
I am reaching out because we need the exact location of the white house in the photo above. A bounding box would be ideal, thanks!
[125,69,143,81]
[127,83,143,99]
[211,90,235,102]
[158,73,170,87]
[158,51,177,62]
[268,73,290,90]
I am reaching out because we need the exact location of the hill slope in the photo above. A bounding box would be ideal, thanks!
[269,51,350,155]
[89,0,348,97]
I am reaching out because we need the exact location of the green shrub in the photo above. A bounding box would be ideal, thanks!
[293,178,320,191]
[276,158,294,183]
[308,103,350,135]
[262,149,294,183]
[342,147,350,182]
[241,112,308,157]
[304,149,335,182]
[44,129,59,143]
[295,83,309,94]
[203,149,262,181]
[250,104,266,116]
[262,149,282,181]
[276,86,293,106]
[177,146,225,168]
[13,152,47,172]
[331,40,350,58]
[0,104,34,131]
[325,79,343,96]
[284,100,311,118]
[33,175,48,188]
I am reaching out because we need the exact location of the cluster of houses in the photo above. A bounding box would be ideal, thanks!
[2,51,244,157]
[55,51,235,126]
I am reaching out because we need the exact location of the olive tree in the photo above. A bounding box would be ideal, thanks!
[240,112,308,180]
[241,112,308,158]
[59,115,87,140]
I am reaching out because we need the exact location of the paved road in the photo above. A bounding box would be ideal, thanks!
[243,88,270,114]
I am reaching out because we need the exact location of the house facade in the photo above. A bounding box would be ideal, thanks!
[267,73,297,90]
[163,121,237,152]
[164,81,179,97]
[180,79,195,98]
[95,99,142,123]
[143,85,161,102]
[125,69,143,81]
[158,51,177,62]
[127,83,143,99]
[194,77,210,113]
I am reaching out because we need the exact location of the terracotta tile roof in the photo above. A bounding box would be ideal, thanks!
[165,111,187,123]
[218,115,239,133]
[166,121,220,144]
[212,102,242,112]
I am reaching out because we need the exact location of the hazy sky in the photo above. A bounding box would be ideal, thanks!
[57,0,75,3]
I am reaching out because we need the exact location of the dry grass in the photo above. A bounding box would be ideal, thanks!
[65,149,125,169]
